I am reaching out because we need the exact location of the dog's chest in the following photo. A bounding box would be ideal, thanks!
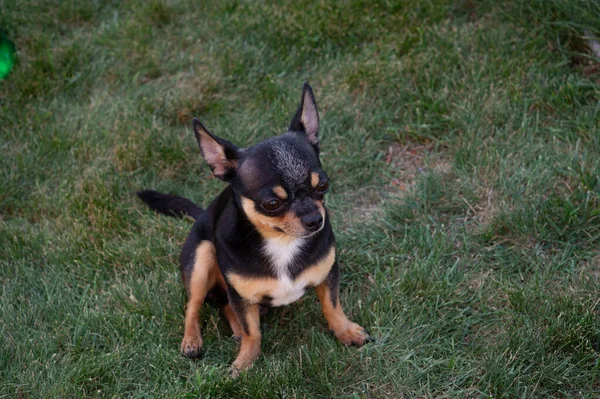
[262,236,305,276]
[262,236,307,306]
[268,275,308,306]
[227,239,335,307]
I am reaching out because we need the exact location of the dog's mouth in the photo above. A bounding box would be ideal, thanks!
[302,230,320,238]
[305,223,325,237]
[270,224,322,239]
[296,223,325,238]
[246,211,324,239]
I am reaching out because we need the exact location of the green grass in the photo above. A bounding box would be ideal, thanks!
[1,0,600,397]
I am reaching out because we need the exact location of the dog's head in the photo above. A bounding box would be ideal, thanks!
[193,82,329,238]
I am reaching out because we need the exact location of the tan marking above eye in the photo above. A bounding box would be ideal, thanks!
[272,185,288,200]
[311,172,320,188]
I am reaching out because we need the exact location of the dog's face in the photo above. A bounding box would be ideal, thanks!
[237,132,329,238]
[193,83,328,238]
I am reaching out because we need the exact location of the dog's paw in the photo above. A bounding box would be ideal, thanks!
[228,365,241,379]
[229,360,255,379]
[333,322,373,347]
[229,351,258,378]
[180,335,203,358]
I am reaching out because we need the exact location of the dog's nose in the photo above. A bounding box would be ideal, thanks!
[301,213,323,232]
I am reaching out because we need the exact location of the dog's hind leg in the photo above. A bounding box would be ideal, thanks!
[213,270,243,340]
[221,304,243,341]
[227,291,261,378]
[180,241,218,358]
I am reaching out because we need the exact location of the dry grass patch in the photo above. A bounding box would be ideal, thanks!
[386,142,451,195]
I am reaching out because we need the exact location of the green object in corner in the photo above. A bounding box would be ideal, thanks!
[0,32,15,79]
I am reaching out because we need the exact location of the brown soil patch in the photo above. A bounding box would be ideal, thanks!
[340,142,448,226]
[350,189,385,222]
[386,142,451,194]
[334,187,386,229]
[385,141,506,233]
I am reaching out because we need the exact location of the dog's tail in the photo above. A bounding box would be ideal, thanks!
[136,190,204,220]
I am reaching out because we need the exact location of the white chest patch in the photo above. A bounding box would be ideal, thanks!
[262,236,307,306]
[227,244,335,307]
[269,276,308,306]
[262,236,305,278]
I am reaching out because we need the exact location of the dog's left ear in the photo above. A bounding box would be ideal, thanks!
[289,82,320,152]
[192,118,239,181]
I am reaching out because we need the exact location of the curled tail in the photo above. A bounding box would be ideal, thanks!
[136,190,203,220]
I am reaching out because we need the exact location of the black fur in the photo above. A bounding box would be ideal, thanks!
[325,261,340,308]
[137,190,204,220]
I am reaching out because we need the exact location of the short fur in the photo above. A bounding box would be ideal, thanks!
[137,83,371,376]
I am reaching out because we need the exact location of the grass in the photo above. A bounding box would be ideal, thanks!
[1,0,600,397]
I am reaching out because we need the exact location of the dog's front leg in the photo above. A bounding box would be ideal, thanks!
[227,289,261,378]
[315,262,372,346]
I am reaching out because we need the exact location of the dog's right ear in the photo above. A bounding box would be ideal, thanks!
[192,118,239,180]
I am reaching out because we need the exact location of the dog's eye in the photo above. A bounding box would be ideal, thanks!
[316,181,329,192]
[263,199,281,211]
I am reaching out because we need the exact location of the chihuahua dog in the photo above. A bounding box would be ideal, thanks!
[137,83,371,376]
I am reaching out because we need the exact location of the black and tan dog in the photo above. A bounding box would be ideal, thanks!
[137,83,371,376]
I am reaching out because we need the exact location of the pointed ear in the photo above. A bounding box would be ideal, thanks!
[192,118,239,180]
[289,82,320,150]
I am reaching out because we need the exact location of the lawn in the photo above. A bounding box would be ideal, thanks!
[1,0,600,397]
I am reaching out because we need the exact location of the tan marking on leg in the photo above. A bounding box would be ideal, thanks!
[181,241,218,357]
[215,266,227,290]
[230,304,261,377]
[214,266,243,339]
[272,185,288,200]
[315,282,370,346]
[311,172,320,188]
[222,304,243,339]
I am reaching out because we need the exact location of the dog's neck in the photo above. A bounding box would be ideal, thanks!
[262,235,306,279]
